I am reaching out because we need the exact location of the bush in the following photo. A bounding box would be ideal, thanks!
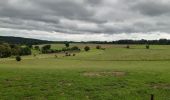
[42,45,51,53]
[146,45,150,49]
[84,46,90,51]
[0,43,12,58]
[73,54,76,56]
[20,46,31,56]
[34,46,40,50]
[16,56,21,61]
[96,45,101,49]
[126,45,130,49]
[71,46,80,51]
[65,52,69,56]
[33,54,36,57]
[65,42,70,48]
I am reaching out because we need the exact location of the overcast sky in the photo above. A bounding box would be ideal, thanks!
[0,0,170,41]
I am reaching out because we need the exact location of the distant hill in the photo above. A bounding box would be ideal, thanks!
[0,36,54,45]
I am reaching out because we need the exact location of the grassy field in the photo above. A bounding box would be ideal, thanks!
[0,44,170,100]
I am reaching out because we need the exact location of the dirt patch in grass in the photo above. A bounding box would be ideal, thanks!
[150,83,170,89]
[83,71,126,77]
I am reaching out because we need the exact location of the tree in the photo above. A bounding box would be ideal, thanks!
[126,45,130,49]
[0,43,12,58]
[146,44,150,49]
[96,45,101,49]
[20,46,31,56]
[42,45,51,53]
[34,46,40,51]
[16,56,21,61]
[27,44,33,49]
[84,46,90,51]
[71,46,80,51]
[42,45,51,50]
[65,42,70,48]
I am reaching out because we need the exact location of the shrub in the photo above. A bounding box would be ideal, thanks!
[73,54,76,56]
[84,46,90,51]
[146,45,150,49]
[126,45,130,49]
[71,46,80,51]
[28,44,33,49]
[34,46,40,50]
[42,45,51,53]
[65,42,70,48]
[65,52,69,56]
[33,54,36,57]
[96,45,101,49]
[16,56,21,61]
[0,43,12,58]
[20,46,31,56]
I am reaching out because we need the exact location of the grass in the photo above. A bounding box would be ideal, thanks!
[0,44,170,100]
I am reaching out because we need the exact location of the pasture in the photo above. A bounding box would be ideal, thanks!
[0,44,170,100]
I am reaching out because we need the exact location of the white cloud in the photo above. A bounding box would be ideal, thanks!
[0,28,169,41]
[0,0,170,41]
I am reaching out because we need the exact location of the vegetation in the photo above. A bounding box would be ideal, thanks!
[0,43,32,58]
[34,46,40,51]
[0,36,54,45]
[126,45,130,49]
[1,36,170,45]
[20,47,31,56]
[0,43,170,99]
[15,56,21,61]
[146,44,150,49]
[41,45,53,54]
[84,46,90,51]
[96,45,101,49]
[65,42,70,48]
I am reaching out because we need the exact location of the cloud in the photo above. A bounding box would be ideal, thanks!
[0,0,170,41]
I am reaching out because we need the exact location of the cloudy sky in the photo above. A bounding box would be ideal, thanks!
[0,0,170,41]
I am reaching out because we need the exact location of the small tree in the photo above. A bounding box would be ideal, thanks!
[146,44,150,49]
[28,44,33,49]
[65,52,69,56]
[33,54,36,57]
[96,45,101,49]
[34,46,40,51]
[84,46,90,51]
[65,42,70,48]
[73,54,76,56]
[71,46,80,51]
[16,56,21,61]
[41,45,51,53]
[126,45,130,49]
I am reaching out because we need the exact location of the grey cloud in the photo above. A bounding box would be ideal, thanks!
[0,0,170,36]
[131,0,170,16]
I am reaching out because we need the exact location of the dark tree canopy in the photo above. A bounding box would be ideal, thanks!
[84,46,90,51]
[0,43,32,58]
[65,42,70,48]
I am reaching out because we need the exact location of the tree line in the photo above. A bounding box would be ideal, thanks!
[86,39,170,45]
[1,36,170,45]
[0,43,31,58]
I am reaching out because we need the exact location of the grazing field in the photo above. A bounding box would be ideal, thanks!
[0,44,170,100]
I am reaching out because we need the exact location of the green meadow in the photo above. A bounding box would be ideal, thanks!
[0,44,170,100]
